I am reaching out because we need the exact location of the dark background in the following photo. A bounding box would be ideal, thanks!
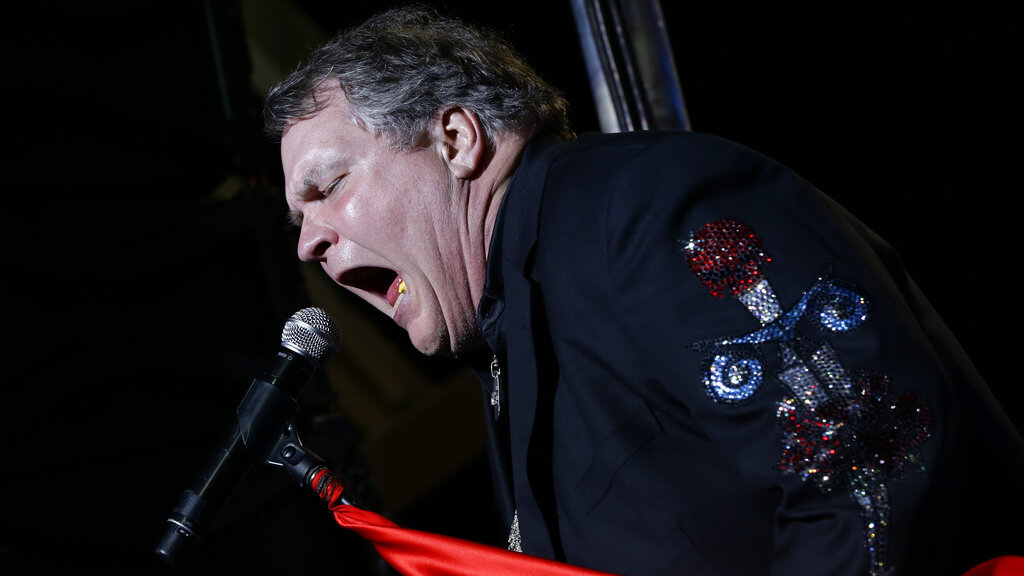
[2,1,1019,574]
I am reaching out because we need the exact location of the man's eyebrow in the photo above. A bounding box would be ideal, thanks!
[286,164,325,228]
[301,167,323,190]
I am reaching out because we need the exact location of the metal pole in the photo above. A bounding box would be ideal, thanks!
[569,0,690,133]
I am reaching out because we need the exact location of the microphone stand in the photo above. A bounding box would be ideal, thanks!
[156,376,358,566]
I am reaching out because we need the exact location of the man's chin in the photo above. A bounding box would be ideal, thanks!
[406,325,450,357]
[408,324,482,358]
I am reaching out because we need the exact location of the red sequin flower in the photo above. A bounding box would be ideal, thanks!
[777,370,932,491]
[685,218,772,298]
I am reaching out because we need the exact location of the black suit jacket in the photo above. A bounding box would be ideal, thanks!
[476,131,1024,576]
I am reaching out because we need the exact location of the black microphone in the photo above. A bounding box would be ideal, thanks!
[155,306,341,566]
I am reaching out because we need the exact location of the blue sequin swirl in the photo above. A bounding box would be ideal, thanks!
[704,350,764,402]
[812,279,870,333]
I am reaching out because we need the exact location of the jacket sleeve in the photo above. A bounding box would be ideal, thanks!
[548,131,983,575]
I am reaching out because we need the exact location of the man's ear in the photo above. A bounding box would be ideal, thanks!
[432,106,485,179]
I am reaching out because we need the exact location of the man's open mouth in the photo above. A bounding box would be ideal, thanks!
[338,267,406,307]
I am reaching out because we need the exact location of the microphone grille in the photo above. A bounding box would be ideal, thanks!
[281,307,341,364]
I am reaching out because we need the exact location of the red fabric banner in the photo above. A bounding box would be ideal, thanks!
[310,469,619,576]
[962,556,1024,576]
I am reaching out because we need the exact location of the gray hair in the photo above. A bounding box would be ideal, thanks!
[263,5,575,149]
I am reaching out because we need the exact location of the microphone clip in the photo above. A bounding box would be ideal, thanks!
[237,378,328,486]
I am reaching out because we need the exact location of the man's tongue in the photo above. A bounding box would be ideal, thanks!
[386,276,406,307]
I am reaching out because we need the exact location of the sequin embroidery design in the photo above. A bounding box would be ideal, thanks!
[683,218,932,576]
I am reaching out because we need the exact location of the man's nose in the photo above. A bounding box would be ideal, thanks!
[297,222,334,262]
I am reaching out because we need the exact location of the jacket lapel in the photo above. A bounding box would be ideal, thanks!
[481,138,570,559]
